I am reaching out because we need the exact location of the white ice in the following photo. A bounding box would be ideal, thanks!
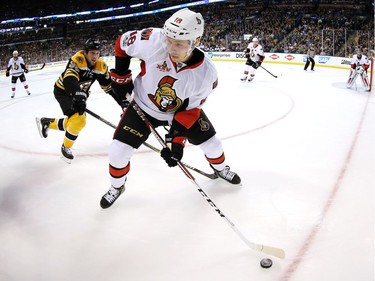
[0,60,373,281]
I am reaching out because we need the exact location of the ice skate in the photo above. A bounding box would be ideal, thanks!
[247,77,254,82]
[61,145,74,163]
[210,165,241,184]
[240,75,247,81]
[11,93,15,98]
[35,117,54,138]
[100,185,125,209]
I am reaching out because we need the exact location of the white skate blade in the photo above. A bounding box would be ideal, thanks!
[60,155,72,164]
[35,117,44,138]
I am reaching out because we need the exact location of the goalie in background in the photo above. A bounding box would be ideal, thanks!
[6,50,31,98]
[346,49,370,91]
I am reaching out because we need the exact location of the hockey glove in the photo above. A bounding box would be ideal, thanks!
[254,61,262,68]
[6,71,9,77]
[109,69,134,109]
[71,91,87,115]
[24,68,29,73]
[356,65,364,75]
[160,132,186,167]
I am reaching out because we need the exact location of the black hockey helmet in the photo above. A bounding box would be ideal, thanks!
[84,38,101,52]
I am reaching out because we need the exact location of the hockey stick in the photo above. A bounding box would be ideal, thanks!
[127,98,286,259]
[260,65,278,78]
[28,63,46,72]
[85,108,218,180]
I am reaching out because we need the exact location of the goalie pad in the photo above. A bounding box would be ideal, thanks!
[346,69,358,88]
[360,71,370,90]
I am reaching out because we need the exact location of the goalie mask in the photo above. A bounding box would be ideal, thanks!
[356,49,363,59]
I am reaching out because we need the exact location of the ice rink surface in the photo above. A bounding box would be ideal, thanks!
[0,59,374,281]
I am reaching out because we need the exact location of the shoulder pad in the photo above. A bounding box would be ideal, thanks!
[71,51,88,68]
[92,58,108,74]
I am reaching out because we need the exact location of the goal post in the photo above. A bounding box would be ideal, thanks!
[369,50,374,92]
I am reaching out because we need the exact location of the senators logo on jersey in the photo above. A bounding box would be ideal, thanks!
[148,76,182,112]
[141,28,153,40]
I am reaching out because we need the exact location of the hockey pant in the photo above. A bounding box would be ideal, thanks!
[47,113,86,149]
[243,63,257,79]
[11,74,29,93]
[108,135,226,188]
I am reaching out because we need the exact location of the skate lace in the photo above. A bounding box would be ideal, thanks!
[218,166,235,181]
[62,146,72,155]
[104,187,121,203]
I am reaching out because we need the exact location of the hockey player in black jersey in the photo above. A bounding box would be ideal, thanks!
[35,38,126,163]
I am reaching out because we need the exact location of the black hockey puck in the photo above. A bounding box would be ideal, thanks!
[260,258,273,268]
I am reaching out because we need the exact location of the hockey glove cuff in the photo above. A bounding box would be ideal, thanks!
[109,69,134,109]
[160,132,186,167]
[71,91,87,115]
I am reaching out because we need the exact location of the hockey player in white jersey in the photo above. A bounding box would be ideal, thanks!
[346,50,370,90]
[240,37,265,82]
[100,8,241,209]
[6,50,31,98]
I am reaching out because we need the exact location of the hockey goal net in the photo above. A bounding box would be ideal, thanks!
[370,50,374,92]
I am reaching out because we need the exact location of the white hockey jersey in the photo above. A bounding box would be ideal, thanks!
[7,56,26,76]
[117,28,218,123]
[350,54,370,68]
[246,42,265,63]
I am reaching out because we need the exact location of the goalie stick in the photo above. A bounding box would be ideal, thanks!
[260,65,278,78]
[28,63,46,72]
[127,96,286,259]
[85,108,218,180]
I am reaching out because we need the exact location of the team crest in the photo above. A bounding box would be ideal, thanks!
[198,118,210,131]
[156,61,171,72]
[76,56,84,64]
[148,76,182,112]
[141,28,153,40]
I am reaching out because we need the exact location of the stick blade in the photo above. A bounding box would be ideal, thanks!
[255,244,286,259]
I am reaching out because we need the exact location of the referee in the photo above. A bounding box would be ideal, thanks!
[304,45,316,71]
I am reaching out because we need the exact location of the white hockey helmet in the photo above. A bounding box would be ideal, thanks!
[356,48,363,58]
[13,50,18,57]
[252,37,259,43]
[163,8,204,43]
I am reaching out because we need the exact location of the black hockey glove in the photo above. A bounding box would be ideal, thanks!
[24,68,29,73]
[109,69,134,109]
[6,71,9,77]
[71,91,87,115]
[160,131,186,167]
[253,61,261,69]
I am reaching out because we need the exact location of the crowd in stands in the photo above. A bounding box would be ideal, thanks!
[1,1,374,68]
